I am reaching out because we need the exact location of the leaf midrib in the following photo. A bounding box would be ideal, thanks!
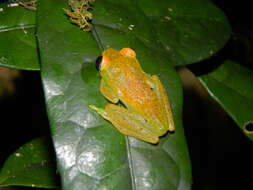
[0,24,35,33]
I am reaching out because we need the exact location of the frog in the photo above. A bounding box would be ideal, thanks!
[89,48,175,144]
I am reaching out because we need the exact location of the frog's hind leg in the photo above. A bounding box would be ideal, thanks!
[152,75,175,131]
[105,104,159,144]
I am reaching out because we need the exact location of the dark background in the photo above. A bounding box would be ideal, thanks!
[186,1,253,189]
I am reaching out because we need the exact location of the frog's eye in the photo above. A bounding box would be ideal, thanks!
[120,48,136,58]
[96,55,111,71]
[95,56,103,71]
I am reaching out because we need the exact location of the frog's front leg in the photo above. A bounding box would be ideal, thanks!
[152,75,175,131]
[90,104,159,144]
[100,79,119,103]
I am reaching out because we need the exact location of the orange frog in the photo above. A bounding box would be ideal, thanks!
[89,48,175,143]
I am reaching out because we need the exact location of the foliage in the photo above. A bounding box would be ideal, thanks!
[2,0,251,189]
[64,0,94,32]
[15,0,38,11]
[199,60,253,141]
[0,137,59,188]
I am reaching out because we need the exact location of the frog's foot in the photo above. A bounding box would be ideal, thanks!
[89,105,110,121]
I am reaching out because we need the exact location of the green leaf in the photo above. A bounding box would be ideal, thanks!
[37,0,192,189]
[0,2,39,70]
[92,0,230,66]
[0,137,60,188]
[199,60,253,141]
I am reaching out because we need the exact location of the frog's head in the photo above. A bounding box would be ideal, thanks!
[95,48,136,71]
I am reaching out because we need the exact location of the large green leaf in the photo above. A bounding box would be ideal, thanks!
[92,0,230,66]
[0,137,59,188]
[199,60,253,141]
[37,0,192,189]
[0,2,39,70]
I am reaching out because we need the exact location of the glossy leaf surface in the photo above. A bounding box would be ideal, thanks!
[36,0,194,189]
[0,2,39,70]
[92,0,230,66]
[199,61,253,141]
[0,137,59,188]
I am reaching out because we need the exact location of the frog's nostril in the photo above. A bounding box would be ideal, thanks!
[96,56,103,71]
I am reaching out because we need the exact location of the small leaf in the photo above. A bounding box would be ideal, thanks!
[0,137,60,188]
[0,1,39,70]
[199,60,253,141]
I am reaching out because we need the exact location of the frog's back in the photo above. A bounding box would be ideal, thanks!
[110,57,162,121]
